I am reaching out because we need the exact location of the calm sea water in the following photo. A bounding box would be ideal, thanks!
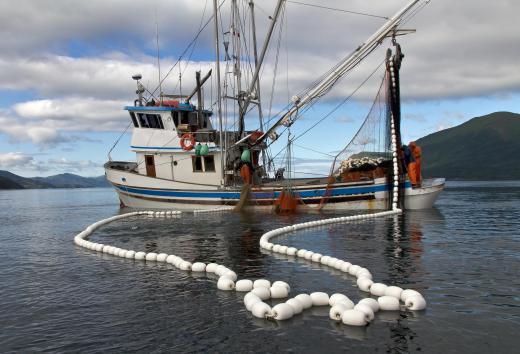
[1,181,519,353]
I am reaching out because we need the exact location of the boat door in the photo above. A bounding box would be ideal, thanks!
[145,155,156,177]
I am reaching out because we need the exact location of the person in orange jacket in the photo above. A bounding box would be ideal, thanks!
[409,141,422,186]
[402,144,417,187]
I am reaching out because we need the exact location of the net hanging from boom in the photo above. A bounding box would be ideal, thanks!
[319,72,392,208]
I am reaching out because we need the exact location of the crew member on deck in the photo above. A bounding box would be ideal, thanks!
[409,141,422,186]
[402,144,418,187]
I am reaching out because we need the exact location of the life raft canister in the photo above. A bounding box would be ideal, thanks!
[155,100,179,107]
[180,133,196,151]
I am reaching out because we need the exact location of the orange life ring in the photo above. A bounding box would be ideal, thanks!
[180,133,196,151]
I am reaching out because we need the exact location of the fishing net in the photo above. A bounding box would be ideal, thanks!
[328,74,392,183]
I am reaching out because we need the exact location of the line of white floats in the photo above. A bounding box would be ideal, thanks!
[74,207,426,328]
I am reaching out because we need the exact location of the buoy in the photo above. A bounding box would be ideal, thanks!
[304,251,314,260]
[286,247,297,256]
[370,283,388,296]
[217,277,235,291]
[286,298,303,314]
[156,253,168,262]
[354,304,375,322]
[272,244,281,253]
[295,294,313,309]
[215,265,228,276]
[244,292,261,311]
[271,303,294,320]
[296,249,307,258]
[341,310,367,326]
[206,263,218,273]
[310,292,329,306]
[191,262,206,272]
[222,271,237,282]
[145,253,158,262]
[272,281,290,293]
[270,286,289,299]
[357,269,372,279]
[166,255,176,264]
[405,295,427,310]
[333,260,344,270]
[329,293,350,306]
[134,252,146,261]
[329,303,351,321]
[320,255,330,265]
[311,253,322,262]
[251,302,272,319]
[235,279,254,292]
[179,261,192,271]
[278,245,288,254]
[385,286,403,299]
[348,265,361,276]
[401,289,422,302]
[251,287,271,300]
[125,250,136,259]
[358,298,379,312]
[253,279,271,289]
[378,296,400,311]
[357,277,373,292]
[340,262,351,272]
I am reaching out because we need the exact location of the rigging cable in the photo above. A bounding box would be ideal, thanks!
[286,0,389,20]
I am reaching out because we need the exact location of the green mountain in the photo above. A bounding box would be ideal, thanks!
[0,170,53,189]
[0,175,23,189]
[32,173,110,188]
[416,111,520,180]
[0,170,110,189]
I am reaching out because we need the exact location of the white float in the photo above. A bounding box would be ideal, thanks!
[251,302,272,319]
[191,262,206,272]
[341,309,367,326]
[295,294,313,309]
[217,277,235,291]
[235,279,254,292]
[271,303,294,320]
[310,292,329,306]
[378,296,401,311]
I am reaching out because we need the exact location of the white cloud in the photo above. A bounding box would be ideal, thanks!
[0,152,102,175]
[0,0,519,149]
[0,152,34,169]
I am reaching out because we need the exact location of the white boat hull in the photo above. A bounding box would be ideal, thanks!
[105,164,444,211]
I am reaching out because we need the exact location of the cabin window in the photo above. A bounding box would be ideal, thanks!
[138,113,149,128]
[172,111,179,125]
[204,155,215,172]
[129,112,139,127]
[135,113,164,129]
[181,111,190,125]
[192,156,203,172]
[146,114,164,129]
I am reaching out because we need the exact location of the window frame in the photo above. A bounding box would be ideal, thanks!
[129,112,139,127]
[203,155,216,172]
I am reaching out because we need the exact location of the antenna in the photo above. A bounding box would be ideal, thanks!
[155,10,163,104]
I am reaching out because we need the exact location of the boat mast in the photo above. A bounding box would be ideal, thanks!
[249,0,268,169]
[238,0,285,137]
[255,0,421,146]
[213,0,225,186]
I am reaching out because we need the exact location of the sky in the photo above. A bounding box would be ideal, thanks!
[0,0,519,177]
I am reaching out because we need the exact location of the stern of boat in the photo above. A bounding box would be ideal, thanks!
[404,178,445,210]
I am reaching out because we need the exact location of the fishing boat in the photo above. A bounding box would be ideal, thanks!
[104,0,444,211]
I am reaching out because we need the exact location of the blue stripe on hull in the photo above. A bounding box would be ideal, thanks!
[116,182,410,200]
